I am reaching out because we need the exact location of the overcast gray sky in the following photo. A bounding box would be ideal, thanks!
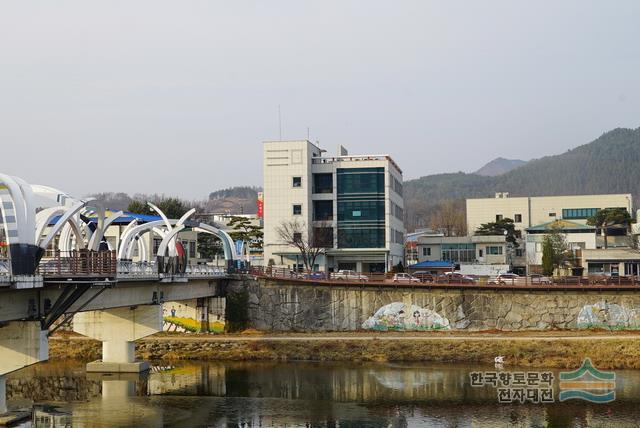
[2,1,640,199]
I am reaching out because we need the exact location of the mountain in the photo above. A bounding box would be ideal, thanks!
[474,157,527,176]
[206,186,262,214]
[405,127,640,231]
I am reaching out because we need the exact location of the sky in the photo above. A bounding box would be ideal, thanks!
[2,1,640,199]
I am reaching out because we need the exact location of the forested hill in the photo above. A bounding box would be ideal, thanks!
[405,127,640,231]
[474,157,527,176]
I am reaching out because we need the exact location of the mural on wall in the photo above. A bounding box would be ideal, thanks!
[362,302,450,331]
[577,300,640,330]
[163,302,226,333]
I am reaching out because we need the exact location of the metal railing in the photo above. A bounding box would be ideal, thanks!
[250,266,640,289]
[0,258,10,284]
[117,260,227,279]
[37,250,117,278]
[117,260,159,279]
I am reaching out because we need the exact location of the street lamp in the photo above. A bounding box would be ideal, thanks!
[504,229,513,273]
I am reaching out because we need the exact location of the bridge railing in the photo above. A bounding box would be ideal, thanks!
[117,261,227,280]
[0,258,10,285]
[117,260,159,279]
[184,264,227,277]
[37,250,117,278]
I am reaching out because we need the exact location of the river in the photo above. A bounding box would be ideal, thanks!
[5,360,640,427]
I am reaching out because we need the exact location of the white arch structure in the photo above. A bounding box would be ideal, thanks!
[0,173,237,276]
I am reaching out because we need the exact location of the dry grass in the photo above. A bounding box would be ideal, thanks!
[48,335,640,370]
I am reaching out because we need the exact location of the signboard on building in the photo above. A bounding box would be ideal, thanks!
[257,192,264,218]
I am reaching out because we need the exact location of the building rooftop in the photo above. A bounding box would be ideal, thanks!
[311,154,402,173]
[527,219,596,233]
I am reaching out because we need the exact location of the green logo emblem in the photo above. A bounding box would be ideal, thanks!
[559,358,615,403]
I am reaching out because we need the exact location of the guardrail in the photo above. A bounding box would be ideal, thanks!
[250,266,640,289]
[117,261,226,280]
[0,258,9,284]
[37,250,117,278]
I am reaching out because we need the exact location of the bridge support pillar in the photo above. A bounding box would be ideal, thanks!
[73,305,161,373]
[0,321,48,415]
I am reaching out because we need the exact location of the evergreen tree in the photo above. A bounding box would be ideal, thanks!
[541,237,554,276]
[475,218,519,248]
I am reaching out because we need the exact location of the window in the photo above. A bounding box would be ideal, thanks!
[337,167,384,195]
[293,204,302,215]
[390,201,404,220]
[337,227,385,248]
[394,230,404,245]
[336,168,385,249]
[337,200,384,221]
[292,176,302,188]
[312,227,333,248]
[391,175,403,196]
[549,212,556,217]
[562,208,600,219]
[514,230,522,239]
[313,200,333,221]
[479,249,483,257]
[496,214,503,221]
[153,238,162,255]
[514,214,522,223]
[486,246,503,255]
[189,241,196,257]
[427,247,431,256]
[441,243,476,262]
[293,232,302,242]
[422,247,427,256]
[313,173,333,194]
[515,248,524,257]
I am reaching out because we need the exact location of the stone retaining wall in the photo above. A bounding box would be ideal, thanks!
[230,277,640,331]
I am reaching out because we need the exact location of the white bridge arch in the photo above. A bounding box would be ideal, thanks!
[0,173,237,278]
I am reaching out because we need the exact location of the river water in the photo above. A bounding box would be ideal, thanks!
[5,360,640,427]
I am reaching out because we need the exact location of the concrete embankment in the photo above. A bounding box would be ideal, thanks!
[230,277,640,331]
[49,332,640,370]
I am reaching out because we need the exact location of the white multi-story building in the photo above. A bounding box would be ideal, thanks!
[466,192,633,274]
[263,140,404,273]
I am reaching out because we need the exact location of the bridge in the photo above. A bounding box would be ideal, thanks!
[0,173,239,416]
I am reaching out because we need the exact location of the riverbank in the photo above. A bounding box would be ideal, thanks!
[49,331,640,369]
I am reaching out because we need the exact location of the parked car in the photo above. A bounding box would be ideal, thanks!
[391,273,420,283]
[437,272,477,284]
[303,272,326,280]
[488,273,523,285]
[529,274,552,285]
[412,271,435,283]
[331,270,369,281]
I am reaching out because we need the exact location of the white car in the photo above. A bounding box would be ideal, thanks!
[488,273,522,285]
[391,273,421,283]
[331,270,369,281]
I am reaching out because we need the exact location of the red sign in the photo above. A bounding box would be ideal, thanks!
[257,192,264,218]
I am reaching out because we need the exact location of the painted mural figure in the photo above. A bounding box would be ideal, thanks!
[413,310,421,327]
[576,300,640,329]
[362,302,450,331]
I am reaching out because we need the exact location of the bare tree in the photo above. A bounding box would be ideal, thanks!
[429,200,467,236]
[275,219,331,271]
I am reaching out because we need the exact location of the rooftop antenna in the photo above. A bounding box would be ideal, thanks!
[307,126,310,141]
[278,105,282,140]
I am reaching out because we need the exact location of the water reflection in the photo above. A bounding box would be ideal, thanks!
[6,360,640,427]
